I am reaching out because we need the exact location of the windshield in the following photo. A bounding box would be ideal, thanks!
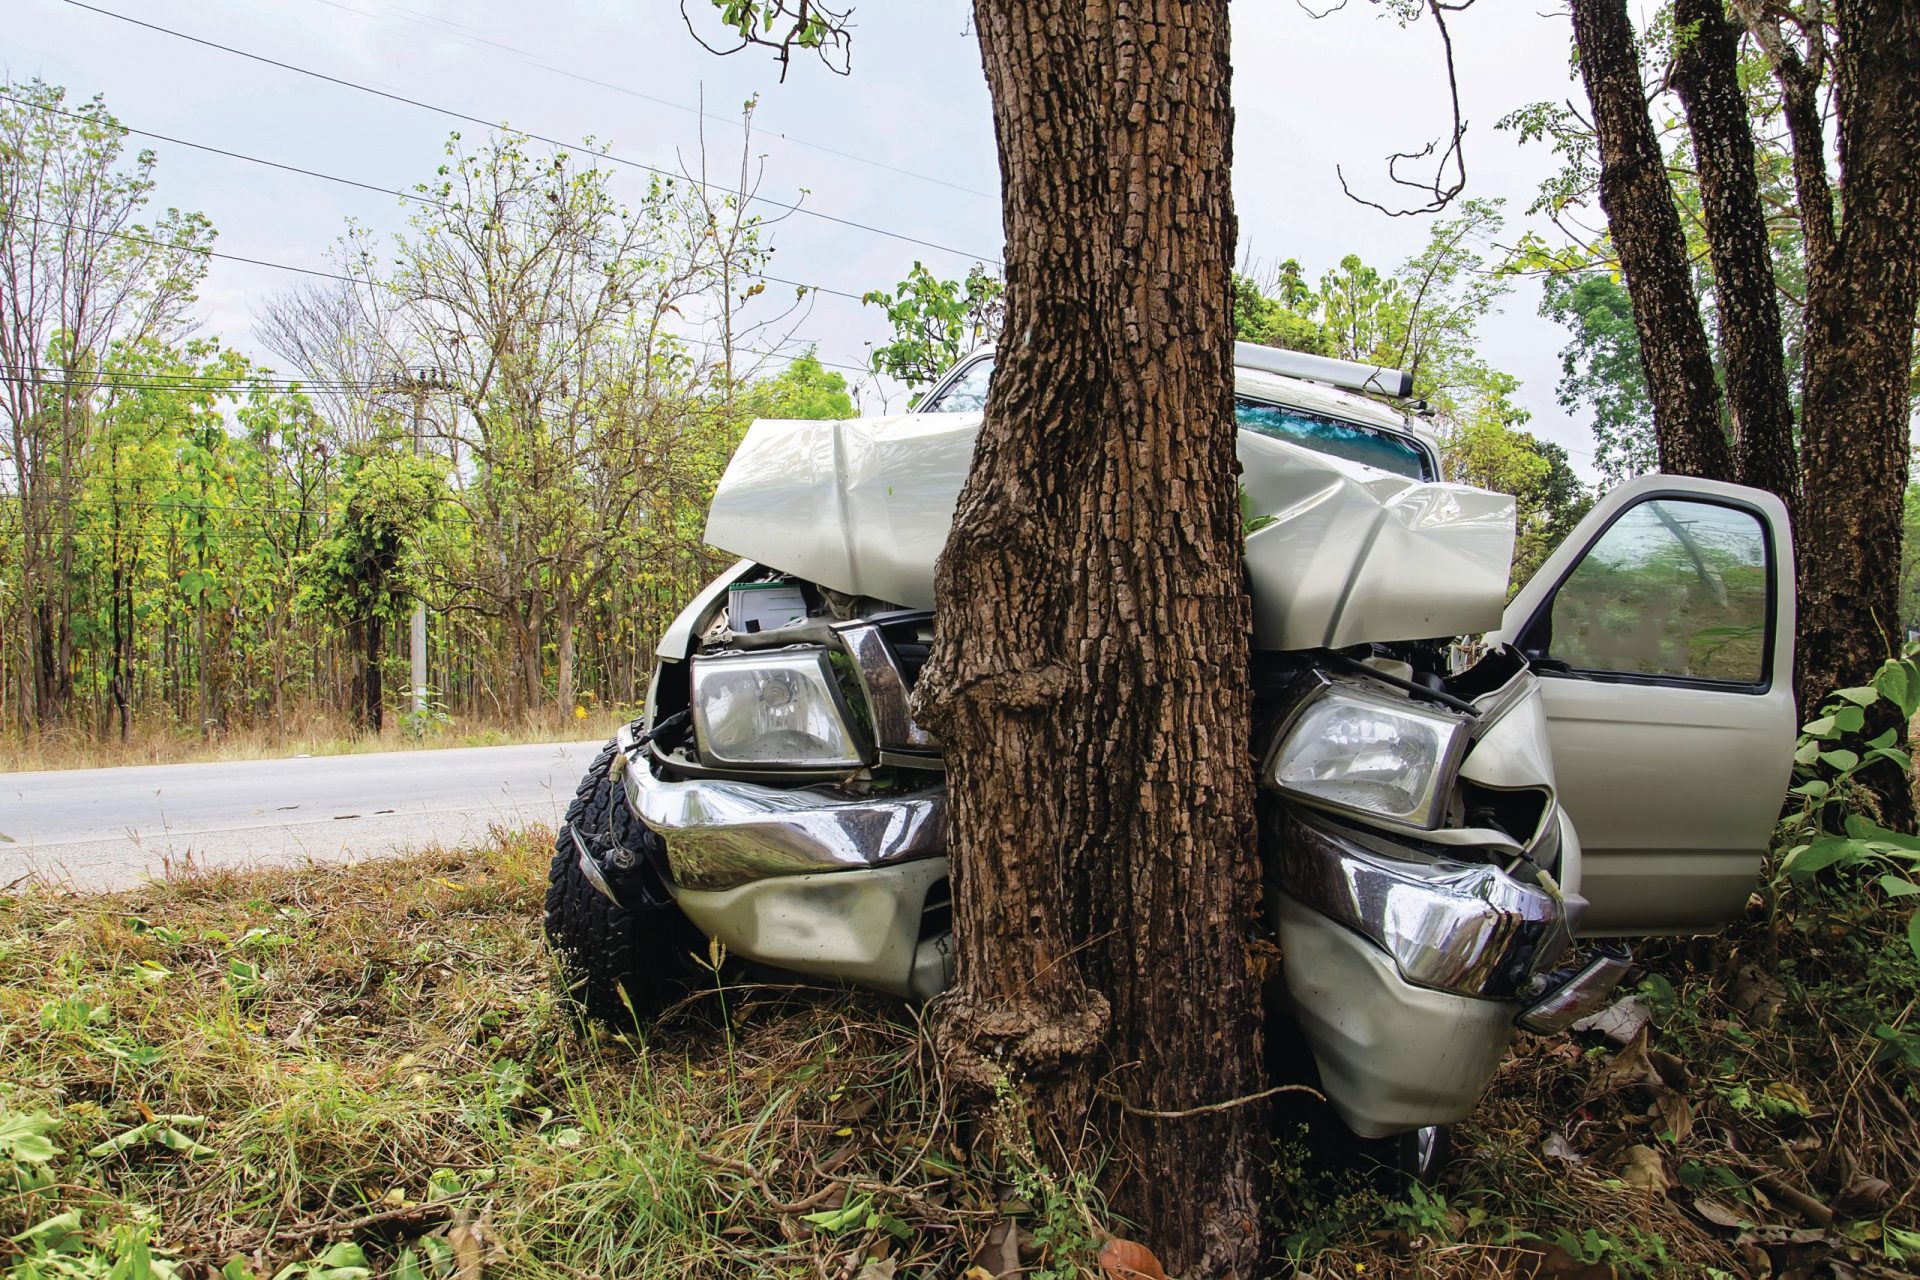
[920,357,1431,481]
[1233,398,1430,480]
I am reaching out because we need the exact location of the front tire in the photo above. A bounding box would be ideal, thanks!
[543,740,701,1027]
[1360,1124,1453,1193]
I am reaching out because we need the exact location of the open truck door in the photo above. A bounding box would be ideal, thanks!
[1493,475,1797,935]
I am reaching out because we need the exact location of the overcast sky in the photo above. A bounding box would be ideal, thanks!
[7,0,1604,473]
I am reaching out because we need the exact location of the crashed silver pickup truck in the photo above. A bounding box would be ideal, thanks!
[545,342,1797,1178]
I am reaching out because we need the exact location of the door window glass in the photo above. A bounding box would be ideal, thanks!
[918,358,992,413]
[1540,498,1769,683]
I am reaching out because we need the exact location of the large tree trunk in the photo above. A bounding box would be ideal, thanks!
[1672,0,1799,516]
[1570,0,1735,481]
[914,2,1266,1273]
[1791,0,1920,828]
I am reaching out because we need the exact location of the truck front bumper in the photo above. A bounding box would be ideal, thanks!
[615,723,945,891]
[1272,807,1630,1135]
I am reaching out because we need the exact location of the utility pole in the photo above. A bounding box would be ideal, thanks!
[393,367,445,717]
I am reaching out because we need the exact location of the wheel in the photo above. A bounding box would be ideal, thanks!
[543,740,703,1028]
[1261,1012,1453,1195]
[1358,1124,1453,1194]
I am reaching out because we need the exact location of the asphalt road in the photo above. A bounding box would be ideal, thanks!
[0,739,605,891]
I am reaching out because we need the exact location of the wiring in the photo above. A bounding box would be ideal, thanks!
[0,90,870,304]
[60,0,1006,267]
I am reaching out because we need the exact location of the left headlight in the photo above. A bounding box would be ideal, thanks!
[691,648,868,769]
[1265,676,1470,830]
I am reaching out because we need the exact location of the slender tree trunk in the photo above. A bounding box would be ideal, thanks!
[515,610,542,719]
[914,2,1266,1272]
[365,614,385,733]
[1570,0,1734,481]
[1672,0,1799,516]
[556,599,576,716]
[346,618,371,732]
[1792,0,1920,828]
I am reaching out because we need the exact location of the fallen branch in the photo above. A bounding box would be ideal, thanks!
[1107,1082,1323,1121]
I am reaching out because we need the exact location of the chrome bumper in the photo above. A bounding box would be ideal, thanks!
[616,726,945,891]
[1276,807,1583,1000]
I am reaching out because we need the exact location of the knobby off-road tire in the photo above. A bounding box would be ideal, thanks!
[544,740,701,1029]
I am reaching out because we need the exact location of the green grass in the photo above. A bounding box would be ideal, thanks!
[3,833,1917,1278]
[0,831,996,1278]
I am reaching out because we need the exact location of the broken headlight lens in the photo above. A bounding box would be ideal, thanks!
[1266,679,1470,829]
[691,648,867,768]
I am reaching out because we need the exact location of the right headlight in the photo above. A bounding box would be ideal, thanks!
[691,647,868,769]
[1265,676,1471,830]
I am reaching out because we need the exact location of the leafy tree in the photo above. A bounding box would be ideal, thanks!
[0,78,212,728]
[861,261,1004,396]
[1540,273,1659,487]
[301,452,445,731]
[1565,0,1736,481]
[1232,271,1331,354]
[1541,0,1920,826]
[372,130,747,717]
[735,348,854,419]
[1441,383,1593,586]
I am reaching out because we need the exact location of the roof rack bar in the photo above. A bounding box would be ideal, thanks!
[1234,341,1414,400]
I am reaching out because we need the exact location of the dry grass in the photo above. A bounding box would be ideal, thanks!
[0,708,630,773]
[3,835,1917,1278]
[0,830,1006,1279]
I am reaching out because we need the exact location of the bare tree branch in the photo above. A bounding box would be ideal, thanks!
[1322,0,1473,216]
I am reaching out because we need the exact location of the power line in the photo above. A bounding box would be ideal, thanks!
[19,213,365,286]
[301,0,997,202]
[61,0,1006,268]
[0,89,871,304]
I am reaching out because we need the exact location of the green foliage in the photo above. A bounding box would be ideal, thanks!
[1780,656,1920,873]
[1540,273,1658,487]
[1444,397,1594,586]
[735,349,854,420]
[2,98,767,740]
[1240,200,1512,413]
[6,1213,183,1279]
[862,261,1004,396]
[1775,650,1920,1074]
[1232,269,1332,355]
[698,0,852,77]
[300,454,445,629]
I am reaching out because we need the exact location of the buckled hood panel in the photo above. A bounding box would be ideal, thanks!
[702,412,1517,650]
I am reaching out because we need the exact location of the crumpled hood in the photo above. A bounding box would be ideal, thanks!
[703,412,1516,650]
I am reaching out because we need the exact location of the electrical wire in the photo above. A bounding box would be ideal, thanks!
[0,89,872,304]
[299,0,997,201]
[60,0,1006,267]
[18,213,365,286]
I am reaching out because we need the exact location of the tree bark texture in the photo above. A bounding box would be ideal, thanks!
[1672,0,1799,518]
[913,2,1267,1273]
[1731,0,1837,286]
[1571,0,1736,482]
[1791,0,1920,827]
